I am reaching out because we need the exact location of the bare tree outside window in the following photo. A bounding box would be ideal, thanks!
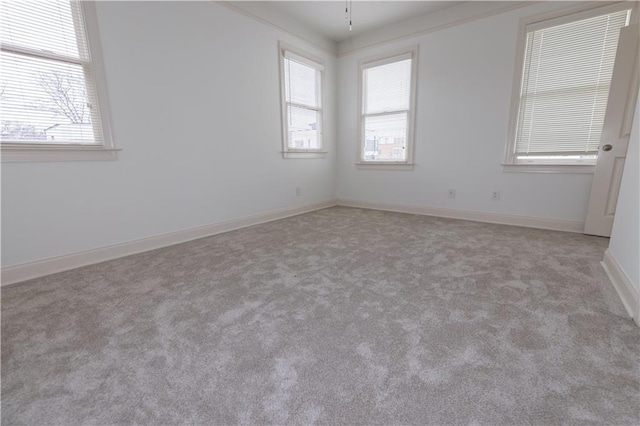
[1,70,92,141]
[35,70,90,124]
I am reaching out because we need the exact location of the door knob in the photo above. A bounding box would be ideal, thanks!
[602,144,613,151]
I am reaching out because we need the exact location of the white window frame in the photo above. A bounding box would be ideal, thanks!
[1,1,117,163]
[278,42,326,159]
[503,2,637,174]
[357,46,418,170]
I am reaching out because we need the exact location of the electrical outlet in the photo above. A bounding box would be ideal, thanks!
[492,190,501,201]
[296,187,302,196]
[448,189,456,199]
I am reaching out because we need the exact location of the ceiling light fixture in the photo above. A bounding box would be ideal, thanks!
[345,0,352,31]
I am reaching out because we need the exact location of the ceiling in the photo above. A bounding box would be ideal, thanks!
[245,1,464,42]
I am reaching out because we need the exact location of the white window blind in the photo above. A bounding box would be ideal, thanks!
[513,9,631,161]
[362,54,412,162]
[1,0,103,145]
[282,50,322,151]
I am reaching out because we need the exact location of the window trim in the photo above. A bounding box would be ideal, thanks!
[357,46,418,169]
[278,41,326,159]
[1,1,117,163]
[503,2,637,173]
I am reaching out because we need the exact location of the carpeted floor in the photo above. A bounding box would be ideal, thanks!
[2,206,639,425]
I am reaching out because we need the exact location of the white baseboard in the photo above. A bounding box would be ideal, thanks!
[335,198,585,233]
[0,199,590,287]
[1,200,336,287]
[602,249,640,326]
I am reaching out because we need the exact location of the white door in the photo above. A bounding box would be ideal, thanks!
[584,23,640,237]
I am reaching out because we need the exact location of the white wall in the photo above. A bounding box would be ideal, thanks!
[336,2,595,222]
[1,1,337,268]
[2,1,635,274]
[609,89,640,291]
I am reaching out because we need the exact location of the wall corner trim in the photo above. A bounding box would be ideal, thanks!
[602,249,640,326]
[1,200,337,287]
[335,198,585,233]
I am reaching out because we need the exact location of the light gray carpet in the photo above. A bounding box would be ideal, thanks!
[2,206,639,425]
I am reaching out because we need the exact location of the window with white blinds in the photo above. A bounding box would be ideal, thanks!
[509,6,632,165]
[280,47,323,155]
[359,48,417,164]
[1,0,109,151]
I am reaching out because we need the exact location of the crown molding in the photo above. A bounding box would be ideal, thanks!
[338,1,539,57]
[214,1,622,59]
[214,1,339,57]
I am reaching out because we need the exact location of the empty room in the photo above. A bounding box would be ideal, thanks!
[1,0,639,424]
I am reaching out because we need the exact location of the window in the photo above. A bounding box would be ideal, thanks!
[1,1,115,162]
[505,4,633,171]
[279,43,324,159]
[358,47,417,167]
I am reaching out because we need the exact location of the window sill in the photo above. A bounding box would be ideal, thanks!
[501,163,595,174]
[281,150,328,159]
[1,145,121,162]
[355,162,415,170]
